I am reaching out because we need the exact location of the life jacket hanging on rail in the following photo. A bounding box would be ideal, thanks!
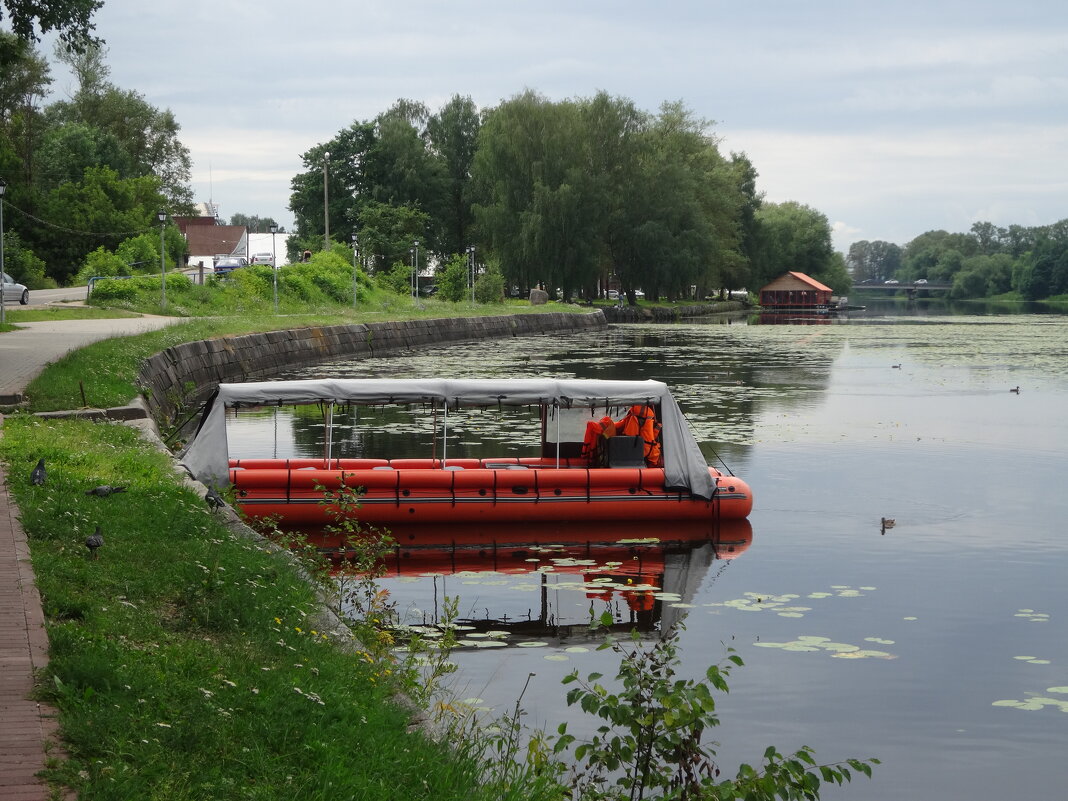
[581,415,618,466]
[615,405,663,467]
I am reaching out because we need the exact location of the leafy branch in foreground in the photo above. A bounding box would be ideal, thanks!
[548,622,878,800]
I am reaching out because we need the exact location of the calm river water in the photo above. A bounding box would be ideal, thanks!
[226,302,1068,800]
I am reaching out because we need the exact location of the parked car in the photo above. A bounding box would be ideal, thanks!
[214,257,248,277]
[2,272,29,305]
[250,252,275,267]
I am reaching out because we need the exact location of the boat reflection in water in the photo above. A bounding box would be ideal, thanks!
[313,518,752,646]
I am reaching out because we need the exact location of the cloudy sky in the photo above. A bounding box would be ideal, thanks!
[42,0,1068,251]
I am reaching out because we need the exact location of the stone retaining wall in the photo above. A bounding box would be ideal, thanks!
[138,311,606,422]
[601,301,748,323]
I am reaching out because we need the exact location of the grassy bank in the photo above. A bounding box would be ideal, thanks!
[20,298,577,413]
[0,416,545,800]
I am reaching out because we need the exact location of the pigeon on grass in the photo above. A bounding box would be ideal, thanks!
[85,526,104,559]
[31,459,46,486]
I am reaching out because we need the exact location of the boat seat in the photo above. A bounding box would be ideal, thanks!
[484,463,528,470]
[372,466,395,470]
[443,465,464,471]
[607,436,646,468]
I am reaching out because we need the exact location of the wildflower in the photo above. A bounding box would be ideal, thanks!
[274,617,282,624]
[156,722,171,728]
[295,627,303,634]
[199,688,214,698]
[221,679,237,688]
[251,688,260,695]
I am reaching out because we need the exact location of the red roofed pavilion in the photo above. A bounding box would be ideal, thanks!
[759,272,834,310]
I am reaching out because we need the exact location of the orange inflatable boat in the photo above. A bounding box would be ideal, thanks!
[181,378,754,527]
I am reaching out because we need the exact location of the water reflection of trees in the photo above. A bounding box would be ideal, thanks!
[227,321,842,465]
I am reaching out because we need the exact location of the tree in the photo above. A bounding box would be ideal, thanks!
[230,213,282,233]
[0,32,52,189]
[354,200,430,274]
[750,201,836,289]
[0,0,102,51]
[47,43,193,207]
[35,166,168,284]
[426,95,481,257]
[471,90,593,294]
[846,240,902,282]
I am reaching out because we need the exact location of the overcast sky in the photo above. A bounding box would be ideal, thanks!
[42,0,1068,252]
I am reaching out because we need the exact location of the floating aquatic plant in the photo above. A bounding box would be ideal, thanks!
[1015,609,1051,622]
[753,635,896,660]
[993,687,1068,713]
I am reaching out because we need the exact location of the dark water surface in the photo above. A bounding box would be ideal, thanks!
[226,306,1068,800]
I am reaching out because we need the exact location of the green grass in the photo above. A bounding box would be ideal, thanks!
[0,416,544,800]
[2,307,143,322]
[21,296,579,413]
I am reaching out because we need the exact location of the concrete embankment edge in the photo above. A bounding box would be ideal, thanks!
[138,311,607,422]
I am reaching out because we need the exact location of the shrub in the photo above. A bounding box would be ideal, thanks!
[377,261,413,295]
[436,253,471,302]
[76,248,130,285]
[88,277,138,301]
[475,267,505,304]
[1,231,53,289]
[117,233,164,274]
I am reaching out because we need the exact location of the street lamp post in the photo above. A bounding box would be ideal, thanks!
[0,177,7,325]
[410,239,421,302]
[323,151,330,251]
[157,210,167,310]
[351,234,359,308]
[269,224,278,313]
[467,245,475,303]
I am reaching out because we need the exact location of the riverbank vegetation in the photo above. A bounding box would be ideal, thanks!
[20,296,577,415]
[847,220,1068,301]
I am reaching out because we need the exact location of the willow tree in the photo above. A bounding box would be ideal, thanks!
[471,90,603,297]
[607,102,745,302]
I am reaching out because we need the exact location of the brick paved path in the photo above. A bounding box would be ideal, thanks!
[0,460,62,800]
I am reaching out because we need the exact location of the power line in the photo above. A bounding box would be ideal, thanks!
[1,200,154,238]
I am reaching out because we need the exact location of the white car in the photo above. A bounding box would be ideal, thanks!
[250,252,275,267]
[2,272,29,305]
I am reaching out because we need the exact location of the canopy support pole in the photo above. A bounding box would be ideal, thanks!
[324,401,334,467]
[555,401,561,468]
[442,403,448,467]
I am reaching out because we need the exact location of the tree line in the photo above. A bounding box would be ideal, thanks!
[288,92,851,302]
[848,220,1068,301]
[0,34,192,287]
[1,28,849,301]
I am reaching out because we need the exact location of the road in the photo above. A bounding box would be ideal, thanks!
[22,285,92,305]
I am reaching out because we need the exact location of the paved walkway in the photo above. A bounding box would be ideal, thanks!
[0,313,179,799]
[0,315,179,404]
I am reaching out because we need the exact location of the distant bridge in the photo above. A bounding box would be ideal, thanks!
[851,282,951,293]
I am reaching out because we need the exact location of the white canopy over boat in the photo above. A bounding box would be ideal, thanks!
[180,378,718,499]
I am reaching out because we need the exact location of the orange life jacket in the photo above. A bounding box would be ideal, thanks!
[615,405,662,467]
[581,416,618,465]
